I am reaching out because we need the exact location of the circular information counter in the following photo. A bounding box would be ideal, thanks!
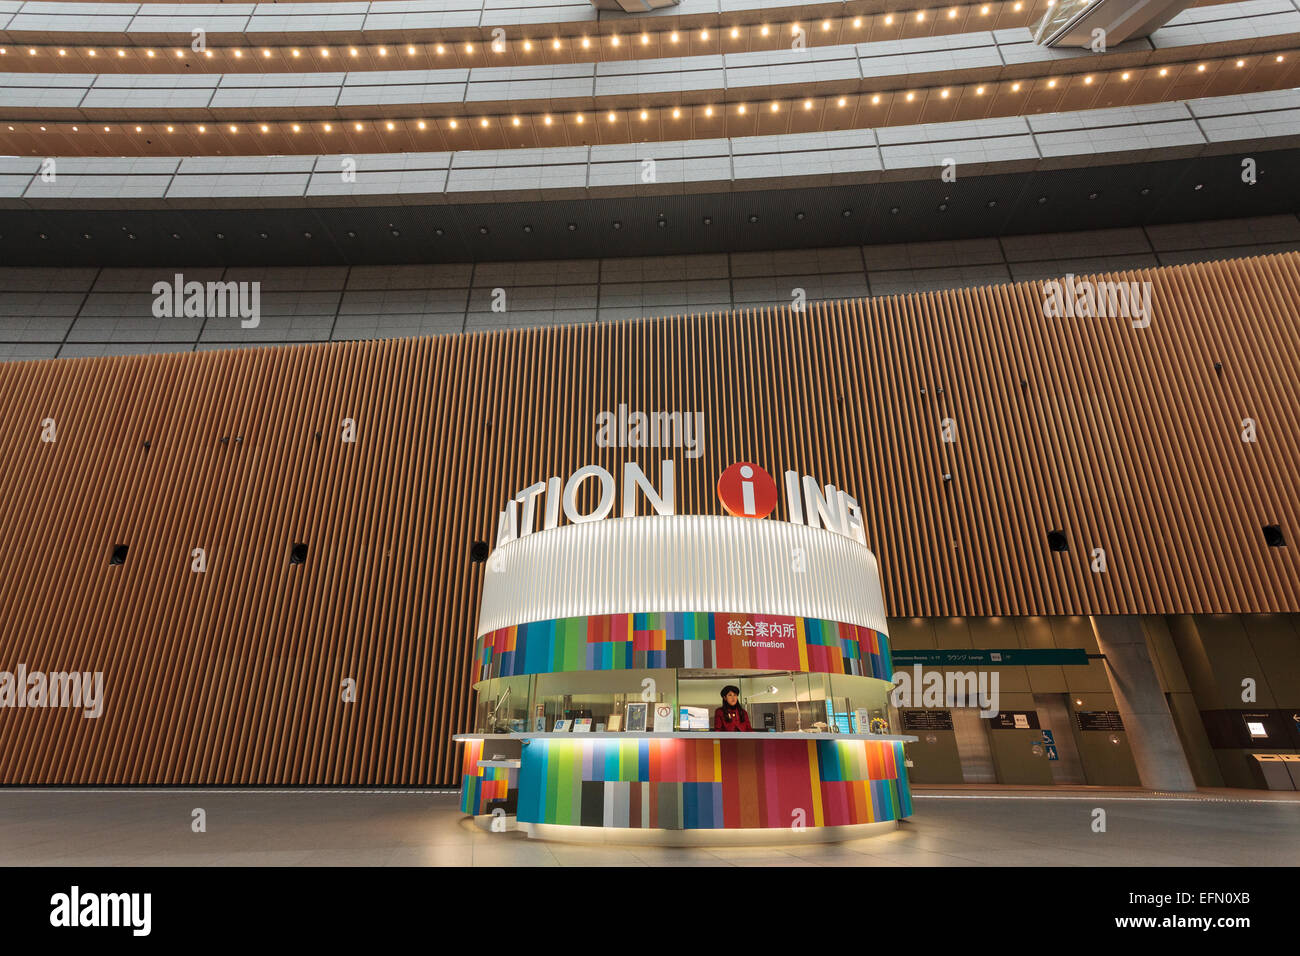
[456,513,915,844]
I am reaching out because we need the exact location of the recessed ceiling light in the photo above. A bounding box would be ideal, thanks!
[417,120,426,130]
[872,94,881,104]
[885,15,894,25]
[292,124,300,132]
[323,123,332,132]
[672,108,681,119]
[543,115,552,125]
[511,117,519,126]
[1122,72,1130,80]
[355,122,363,131]
[731,28,739,39]
[388,121,396,130]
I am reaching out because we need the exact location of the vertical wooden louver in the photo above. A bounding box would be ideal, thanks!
[0,253,1297,784]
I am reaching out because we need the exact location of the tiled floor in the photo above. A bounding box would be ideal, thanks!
[2,787,1297,866]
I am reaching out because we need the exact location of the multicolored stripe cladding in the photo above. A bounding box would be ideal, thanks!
[474,612,891,682]
[516,737,911,829]
[459,739,519,815]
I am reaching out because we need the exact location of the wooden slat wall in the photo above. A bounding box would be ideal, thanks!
[0,253,1297,784]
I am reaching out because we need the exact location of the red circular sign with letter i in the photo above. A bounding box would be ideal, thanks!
[716,462,778,518]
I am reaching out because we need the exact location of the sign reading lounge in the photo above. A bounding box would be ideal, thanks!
[494,460,867,549]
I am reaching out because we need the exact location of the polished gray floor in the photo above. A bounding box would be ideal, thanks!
[1,787,1297,866]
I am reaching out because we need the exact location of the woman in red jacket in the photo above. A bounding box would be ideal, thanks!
[714,685,753,732]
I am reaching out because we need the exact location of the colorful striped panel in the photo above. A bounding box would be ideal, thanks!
[458,739,519,815]
[513,736,909,830]
[474,612,891,682]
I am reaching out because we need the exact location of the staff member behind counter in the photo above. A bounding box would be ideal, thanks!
[714,685,754,732]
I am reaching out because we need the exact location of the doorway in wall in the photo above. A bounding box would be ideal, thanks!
[951,707,997,783]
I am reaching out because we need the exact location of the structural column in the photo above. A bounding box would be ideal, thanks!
[1090,615,1197,792]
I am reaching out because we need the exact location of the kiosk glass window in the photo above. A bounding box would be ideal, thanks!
[531,668,673,731]
[475,675,533,733]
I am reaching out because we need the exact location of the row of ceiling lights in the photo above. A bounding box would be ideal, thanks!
[0,4,1043,62]
[3,56,1282,137]
[20,187,1223,242]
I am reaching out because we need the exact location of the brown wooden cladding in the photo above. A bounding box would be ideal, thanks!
[0,252,1298,784]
